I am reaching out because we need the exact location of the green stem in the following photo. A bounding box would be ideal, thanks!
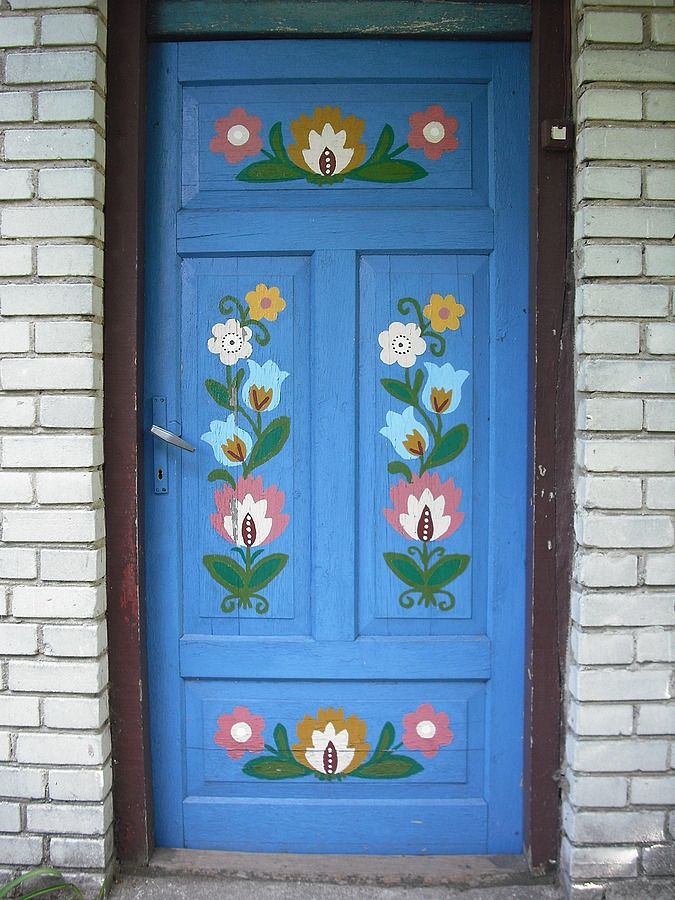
[389,143,409,158]
[261,149,274,160]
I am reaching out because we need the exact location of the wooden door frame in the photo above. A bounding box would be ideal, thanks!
[103,0,572,871]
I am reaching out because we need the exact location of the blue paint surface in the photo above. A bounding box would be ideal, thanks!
[145,39,529,854]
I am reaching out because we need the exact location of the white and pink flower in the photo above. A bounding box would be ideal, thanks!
[211,476,289,548]
[408,106,459,161]
[214,706,265,760]
[402,703,453,758]
[384,472,464,543]
[210,108,263,164]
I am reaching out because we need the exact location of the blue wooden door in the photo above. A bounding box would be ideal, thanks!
[145,40,529,855]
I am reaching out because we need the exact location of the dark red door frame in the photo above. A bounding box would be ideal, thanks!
[103,0,572,868]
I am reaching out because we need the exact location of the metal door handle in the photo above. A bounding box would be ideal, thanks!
[149,424,196,453]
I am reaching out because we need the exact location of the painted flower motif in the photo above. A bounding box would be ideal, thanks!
[242,359,289,413]
[380,406,429,460]
[245,283,286,322]
[292,708,369,776]
[207,319,253,365]
[402,703,453,759]
[378,321,427,369]
[421,362,469,415]
[210,476,289,547]
[408,106,459,161]
[288,107,366,178]
[214,706,265,760]
[384,472,464,543]
[423,293,465,333]
[209,108,264,164]
[201,416,253,467]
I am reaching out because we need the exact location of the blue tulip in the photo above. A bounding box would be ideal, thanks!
[201,416,252,467]
[241,359,289,413]
[380,406,429,460]
[421,362,469,415]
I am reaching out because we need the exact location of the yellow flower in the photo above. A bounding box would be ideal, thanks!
[402,429,427,458]
[292,708,369,776]
[245,283,286,322]
[423,293,465,332]
[288,107,366,178]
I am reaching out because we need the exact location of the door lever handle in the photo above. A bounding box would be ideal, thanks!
[149,424,196,453]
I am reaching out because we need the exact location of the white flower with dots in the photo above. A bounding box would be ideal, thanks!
[378,321,427,369]
[207,318,253,366]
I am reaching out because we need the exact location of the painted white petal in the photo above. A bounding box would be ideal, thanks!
[334,747,355,774]
[332,145,354,175]
[219,349,241,366]
[221,515,236,542]
[304,749,328,773]
[307,129,325,153]
[242,326,252,342]
[397,350,417,368]
[411,335,427,356]
[207,337,220,354]
[332,728,351,752]
[380,346,398,365]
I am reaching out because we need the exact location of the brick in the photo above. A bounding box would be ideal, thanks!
[569,700,633,737]
[573,590,675,627]
[579,243,642,277]
[12,585,105,619]
[0,167,33,199]
[637,630,674,663]
[577,398,643,432]
[16,732,110,767]
[0,471,33,503]
[578,90,642,122]
[0,320,31,353]
[0,16,36,47]
[577,206,675,240]
[0,547,38,579]
[633,777,675,810]
[42,13,103,47]
[35,471,103,505]
[581,360,674,394]
[5,50,100,85]
[38,166,104,201]
[50,833,111,868]
[49,767,110,802]
[0,92,33,122]
[576,552,638,588]
[579,126,675,162]
[0,357,100,392]
[0,244,33,275]
[0,283,101,316]
[645,167,675,200]
[645,400,675,432]
[652,12,675,44]
[0,734,11,762]
[566,807,664,844]
[568,773,628,808]
[572,628,634,665]
[1,205,103,239]
[0,802,21,834]
[644,91,675,122]
[646,477,675,509]
[638,704,675,735]
[8,658,107,694]
[43,695,107,730]
[2,508,104,543]
[579,165,641,199]
[571,668,670,703]
[0,768,45,800]
[561,839,638,881]
[38,88,104,125]
[644,246,675,278]
[34,320,102,354]
[577,283,670,318]
[580,439,674,473]
[43,622,107,658]
[578,475,642,509]
[0,835,42,866]
[577,322,640,355]
[40,548,104,583]
[1,434,102,467]
[0,395,35,428]
[37,243,101,277]
[567,736,669,775]
[580,11,643,44]
[644,554,675,585]
[40,395,101,429]
[0,694,40,726]
[578,49,675,85]
[10,0,104,7]
[0,623,39,658]
[27,797,110,835]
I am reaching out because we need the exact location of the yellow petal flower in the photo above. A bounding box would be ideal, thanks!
[293,707,369,776]
[402,429,427,458]
[288,107,366,177]
[423,293,465,333]
[245,283,286,322]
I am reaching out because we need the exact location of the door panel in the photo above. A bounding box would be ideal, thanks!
[145,39,529,855]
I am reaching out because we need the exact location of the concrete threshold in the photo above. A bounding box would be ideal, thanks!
[128,849,555,890]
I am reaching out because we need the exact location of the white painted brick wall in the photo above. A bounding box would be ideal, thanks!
[0,1,110,889]
[565,2,675,896]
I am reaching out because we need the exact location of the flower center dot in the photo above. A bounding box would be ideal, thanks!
[227,125,250,147]
[416,719,436,739]
[438,308,450,320]
[422,121,445,144]
[260,297,272,309]
[393,336,412,355]
[230,722,252,743]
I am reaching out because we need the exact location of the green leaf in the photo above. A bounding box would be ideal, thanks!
[380,377,415,405]
[413,368,425,395]
[425,424,469,470]
[384,552,425,589]
[236,160,305,183]
[247,553,287,592]
[0,870,75,900]
[371,722,395,761]
[208,468,236,487]
[203,555,246,592]
[246,416,290,473]
[369,124,395,162]
[205,378,233,410]
[346,159,428,184]
[351,754,423,780]
[268,121,297,168]
[388,461,413,483]
[273,723,291,756]
[426,554,470,589]
[242,755,311,780]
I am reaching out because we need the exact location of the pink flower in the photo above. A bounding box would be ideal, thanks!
[384,472,463,543]
[211,476,289,548]
[214,706,265,760]
[408,106,459,161]
[210,108,263,164]
[402,703,453,758]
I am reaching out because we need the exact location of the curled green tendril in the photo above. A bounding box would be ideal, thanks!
[253,594,270,615]
[397,296,424,328]
[248,319,271,347]
[219,295,246,320]
[221,596,237,614]
[399,589,421,609]
[436,590,456,612]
